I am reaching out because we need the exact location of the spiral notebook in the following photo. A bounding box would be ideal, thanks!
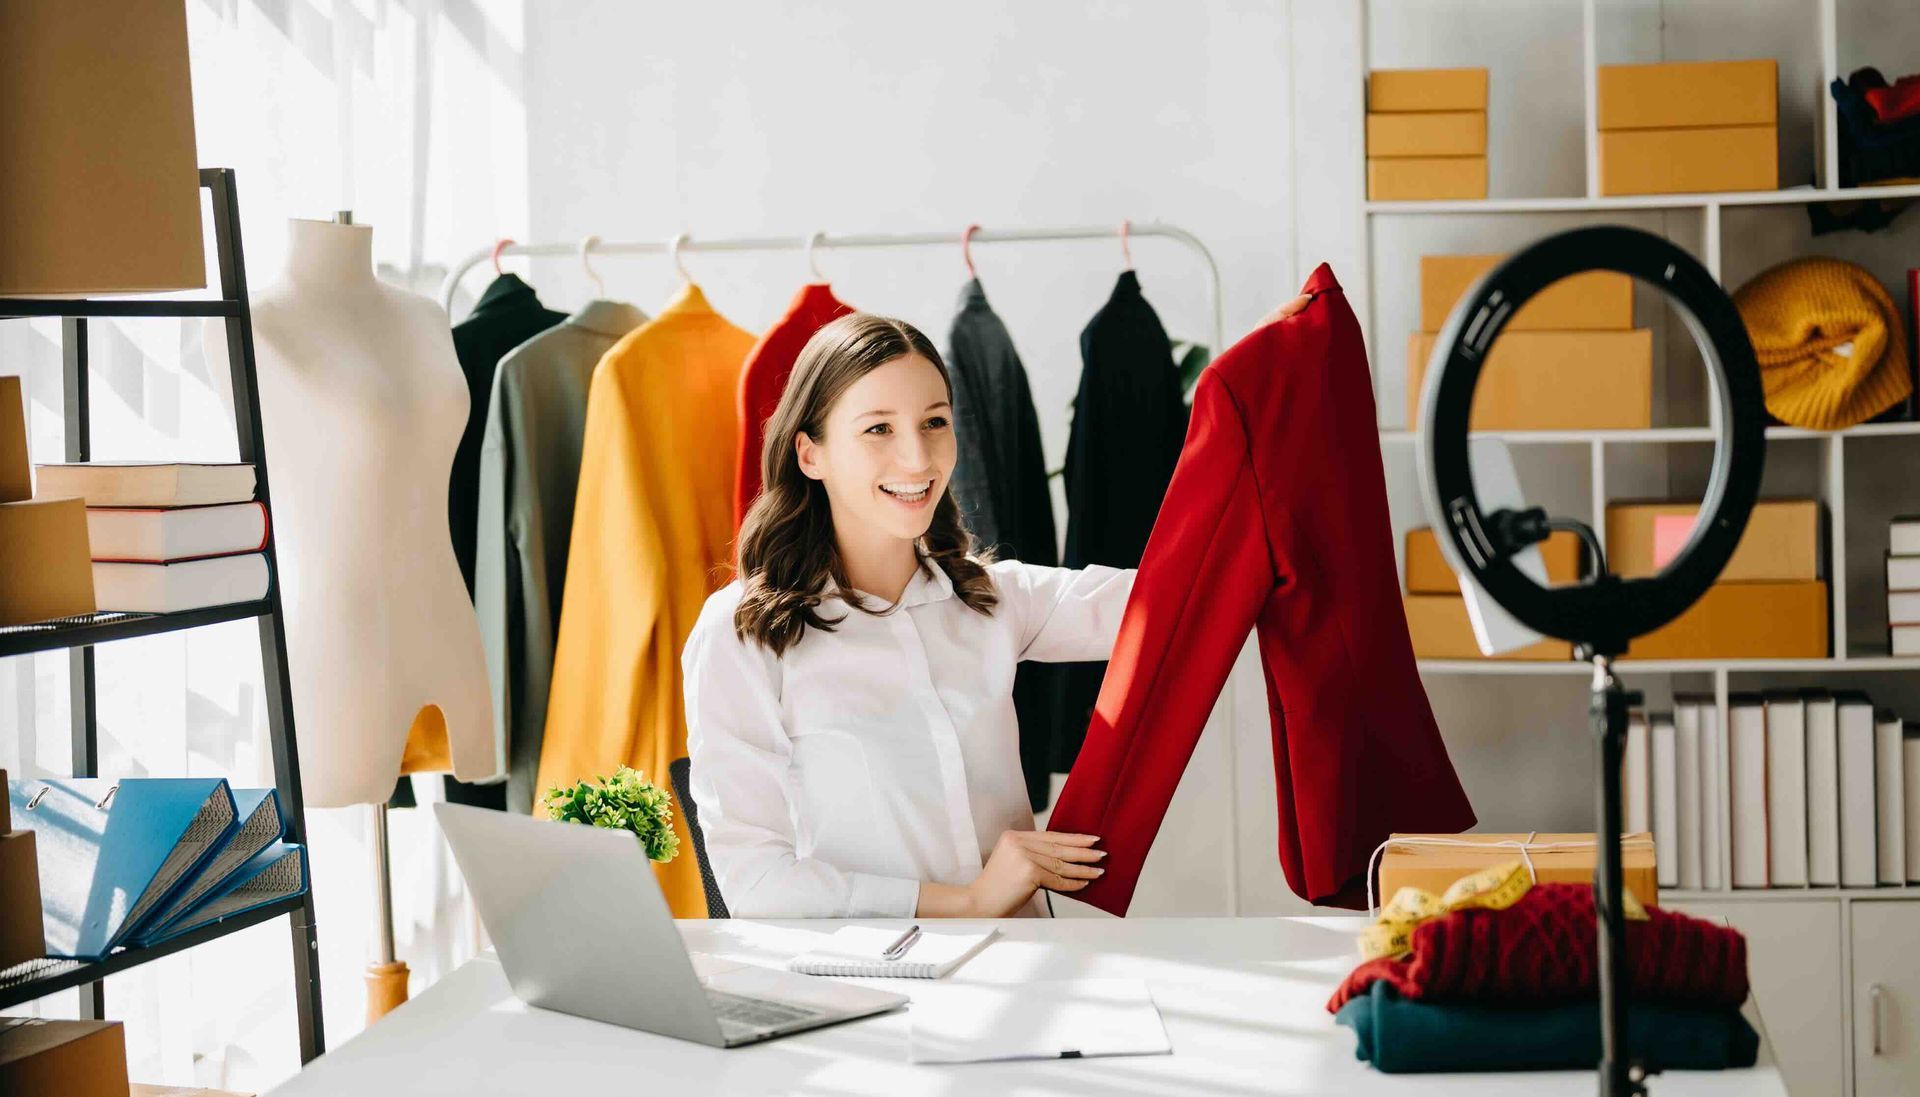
[787,926,999,979]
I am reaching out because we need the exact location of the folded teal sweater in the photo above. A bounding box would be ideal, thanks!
[1336,983,1760,1074]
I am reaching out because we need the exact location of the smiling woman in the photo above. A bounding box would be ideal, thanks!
[684,313,1137,920]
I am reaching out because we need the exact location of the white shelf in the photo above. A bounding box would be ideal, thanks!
[1418,656,1920,676]
[1665,887,1920,903]
[1379,423,1920,445]
[1365,182,1920,216]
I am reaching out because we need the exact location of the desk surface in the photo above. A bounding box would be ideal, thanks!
[268,916,1786,1096]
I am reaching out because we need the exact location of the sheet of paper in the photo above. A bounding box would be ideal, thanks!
[908,978,1172,1064]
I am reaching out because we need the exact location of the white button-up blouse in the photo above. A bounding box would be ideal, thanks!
[682,558,1135,918]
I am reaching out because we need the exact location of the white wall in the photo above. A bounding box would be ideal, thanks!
[518,1,1339,915]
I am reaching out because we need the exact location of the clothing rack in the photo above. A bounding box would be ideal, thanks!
[441,219,1243,916]
[441,222,1225,354]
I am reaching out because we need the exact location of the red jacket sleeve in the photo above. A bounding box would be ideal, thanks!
[1044,369,1274,912]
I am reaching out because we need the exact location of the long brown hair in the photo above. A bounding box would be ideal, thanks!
[734,312,996,654]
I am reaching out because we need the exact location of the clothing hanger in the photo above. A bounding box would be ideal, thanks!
[491,238,515,277]
[1119,219,1134,271]
[961,223,981,282]
[579,234,605,297]
[806,231,829,283]
[669,232,693,285]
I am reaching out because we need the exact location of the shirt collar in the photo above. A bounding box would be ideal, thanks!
[660,281,716,319]
[568,299,647,338]
[471,272,540,315]
[822,555,956,611]
[1300,262,1342,297]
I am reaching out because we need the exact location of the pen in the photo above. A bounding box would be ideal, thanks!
[882,923,921,960]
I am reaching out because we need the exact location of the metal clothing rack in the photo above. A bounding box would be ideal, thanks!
[441,221,1226,354]
[0,169,326,1062]
[441,219,1246,916]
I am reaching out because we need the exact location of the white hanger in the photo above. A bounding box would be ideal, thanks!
[669,232,693,284]
[579,234,605,297]
[806,231,829,283]
[1119,219,1134,271]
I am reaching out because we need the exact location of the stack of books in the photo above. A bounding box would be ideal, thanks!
[6,776,305,960]
[1629,692,1920,890]
[32,462,269,613]
[1891,516,1920,655]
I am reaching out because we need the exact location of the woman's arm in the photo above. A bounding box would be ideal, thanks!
[990,560,1137,663]
[683,596,923,918]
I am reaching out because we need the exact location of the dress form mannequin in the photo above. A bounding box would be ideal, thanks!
[249,218,496,808]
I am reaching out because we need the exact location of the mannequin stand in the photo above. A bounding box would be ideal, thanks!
[364,800,411,1022]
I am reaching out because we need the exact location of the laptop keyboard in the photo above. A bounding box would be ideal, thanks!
[708,989,822,1031]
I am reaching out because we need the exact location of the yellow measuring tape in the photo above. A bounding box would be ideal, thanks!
[1358,859,1649,962]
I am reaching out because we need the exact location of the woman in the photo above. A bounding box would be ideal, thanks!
[683,311,1131,919]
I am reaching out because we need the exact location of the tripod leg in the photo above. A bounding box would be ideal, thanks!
[1591,658,1646,1097]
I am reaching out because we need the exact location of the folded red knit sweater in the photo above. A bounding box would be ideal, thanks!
[1327,883,1748,1013]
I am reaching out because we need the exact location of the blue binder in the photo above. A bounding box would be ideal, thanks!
[135,842,308,945]
[8,777,237,960]
[130,787,285,947]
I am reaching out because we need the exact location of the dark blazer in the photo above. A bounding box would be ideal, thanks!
[1048,264,1477,912]
[946,279,1062,810]
[1057,270,1188,771]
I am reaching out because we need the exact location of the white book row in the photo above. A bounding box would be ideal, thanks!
[1625,692,1920,890]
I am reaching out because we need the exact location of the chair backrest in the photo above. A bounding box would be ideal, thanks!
[668,756,729,918]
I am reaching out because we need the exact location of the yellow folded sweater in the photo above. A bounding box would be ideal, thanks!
[1733,257,1911,430]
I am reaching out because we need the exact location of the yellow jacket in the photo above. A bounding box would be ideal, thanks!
[538,283,755,916]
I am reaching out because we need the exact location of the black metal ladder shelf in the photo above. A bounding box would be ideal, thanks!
[0,168,324,1062]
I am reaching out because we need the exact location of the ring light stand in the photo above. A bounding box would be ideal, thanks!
[1416,226,1767,1097]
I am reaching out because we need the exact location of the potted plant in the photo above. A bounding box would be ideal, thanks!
[541,766,679,863]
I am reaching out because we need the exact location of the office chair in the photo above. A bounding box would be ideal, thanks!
[669,756,729,918]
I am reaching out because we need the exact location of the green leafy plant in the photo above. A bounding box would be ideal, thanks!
[542,766,680,863]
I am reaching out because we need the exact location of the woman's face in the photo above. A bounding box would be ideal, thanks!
[795,352,957,544]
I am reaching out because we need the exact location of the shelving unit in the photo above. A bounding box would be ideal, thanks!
[0,169,324,1063]
[1360,2,1920,1092]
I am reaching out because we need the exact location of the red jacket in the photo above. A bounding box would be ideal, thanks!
[733,283,853,530]
[1047,263,1476,912]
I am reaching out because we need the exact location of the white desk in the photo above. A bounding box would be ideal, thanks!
[267,917,1786,1095]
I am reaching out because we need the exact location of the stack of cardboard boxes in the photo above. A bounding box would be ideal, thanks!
[1609,499,1828,658]
[0,376,94,627]
[1367,68,1489,201]
[1405,253,1651,430]
[1597,59,1779,196]
[1402,527,1580,660]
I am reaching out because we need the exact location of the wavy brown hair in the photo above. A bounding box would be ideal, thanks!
[734,312,997,654]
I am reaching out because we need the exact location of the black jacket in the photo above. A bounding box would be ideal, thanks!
[1057,270,1187,769]
[946,279,1062,810]
[449,274,566,594]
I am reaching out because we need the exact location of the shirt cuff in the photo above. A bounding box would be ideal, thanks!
[847,872,922,918]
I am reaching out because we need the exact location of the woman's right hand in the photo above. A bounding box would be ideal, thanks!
[967,830,1106,917]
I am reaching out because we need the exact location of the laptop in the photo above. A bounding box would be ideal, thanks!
[435,802,908,1047]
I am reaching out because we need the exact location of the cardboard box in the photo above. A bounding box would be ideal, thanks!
[1599,125,1777,195]
[1420,255,1634,333]
[1368,156,1488,201]
[1597,59,1777,130]
[1369,68,1489,113]
[0,1017,128,1097]
[1626,581,1829,660]
[0,2,204,294]
[1406,330,1653,430]
[1403,594,1574,660]
[1406,527,1583,593]
[1367,111,1487,158]
[1378,832,1659,908]
[0,830,46,970]
[0,377,28,504]
[0,497,96,626]
[1607,499,1822,581]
